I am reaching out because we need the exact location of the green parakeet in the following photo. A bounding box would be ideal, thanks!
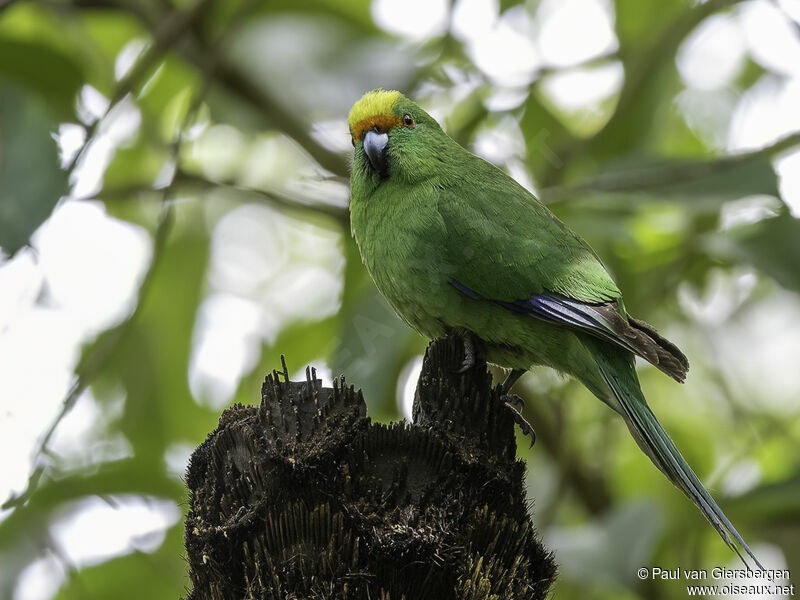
[347,89,761,566]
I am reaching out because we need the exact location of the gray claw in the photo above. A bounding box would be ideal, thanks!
[502,393,525,409]
[503,401,536,448]
[456,335,475,373]
[500,368,525,395]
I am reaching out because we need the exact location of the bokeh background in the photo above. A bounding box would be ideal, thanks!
[1,0,800,597]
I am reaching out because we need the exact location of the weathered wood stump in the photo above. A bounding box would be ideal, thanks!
[184,335,557,599]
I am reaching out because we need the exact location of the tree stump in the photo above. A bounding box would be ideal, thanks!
[184,335,557,599]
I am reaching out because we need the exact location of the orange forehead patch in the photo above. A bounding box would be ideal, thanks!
[350,114,402,143]
[348,89,404,143]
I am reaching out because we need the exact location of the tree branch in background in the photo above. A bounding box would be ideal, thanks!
[1,204,174,510]
[615,0,748,119]
[584,131,800,193]
[186,0,351,177]
[173,169,350,226]
[210,61,350,178]
[2,71,210,511]
[535,49,621,78]
[0,0,19,14]
[70,0,351,185]
[65,0,213,173]
[541,130,800,204]
[79,0,351,178]
[537,0,752,187]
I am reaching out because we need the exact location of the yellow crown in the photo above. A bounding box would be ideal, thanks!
[348,89,403,143]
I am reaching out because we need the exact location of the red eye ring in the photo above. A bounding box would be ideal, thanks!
[402,114,415,128]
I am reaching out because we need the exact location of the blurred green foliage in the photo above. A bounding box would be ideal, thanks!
[1,0,799,598]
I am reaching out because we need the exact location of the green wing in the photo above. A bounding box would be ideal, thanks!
[436,169,621,306]
[435,163,689,382]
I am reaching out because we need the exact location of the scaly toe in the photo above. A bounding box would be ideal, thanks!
[503,401,536,448]
[454,334,475,373]
[501,393,525,409]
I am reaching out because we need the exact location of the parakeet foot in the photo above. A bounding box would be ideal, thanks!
[504,399,536,448]
[502,393,525,409]
[455,333,476,373]
[500,368,525,394]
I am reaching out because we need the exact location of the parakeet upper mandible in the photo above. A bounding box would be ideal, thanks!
[347,89,761,567]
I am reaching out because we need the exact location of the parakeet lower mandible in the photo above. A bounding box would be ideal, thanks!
[347,89,760,566]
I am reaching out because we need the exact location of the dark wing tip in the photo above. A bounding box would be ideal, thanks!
[562,301,690,383]
[628,316,690,383]
[449,278,690,383]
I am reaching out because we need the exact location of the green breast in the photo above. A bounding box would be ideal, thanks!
[350,182,452,338]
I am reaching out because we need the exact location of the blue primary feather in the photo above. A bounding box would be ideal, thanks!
[452,279,628,352]
[450,278,760,568]
[450,278,689,382]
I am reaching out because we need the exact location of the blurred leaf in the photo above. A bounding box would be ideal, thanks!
[136,57,200,141]
[765,526,800,584]
[709,214,800,293]
[726,471,800,577]
[79,10,150,95]
[0,460,183,600]
[571,153,779,202]
[4,461,183,528]
[0,82,68,255]
[0,2,122,98]
[552,197,719,310]
[499,0,525,12]
[445,86,489,148]
[205,80,270,131]
[727,471,800,524]
[258,0,377,32]
[589,0,715,161]
[521,89,577,186]
[333,287,416,420]
[204,0,379,39]
[549,501,663,589]
[80,11,148,65]
[102,135,170,192]
[614,0,690,51]
[734,56,767,93]
[588,61,683,161]
[54,523,186,600]
[222,14,416,130]
[0,38,83,120]
[89,209,218,464]
[332,237,420,421]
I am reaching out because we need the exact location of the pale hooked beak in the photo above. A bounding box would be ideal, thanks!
[363,128,388,175]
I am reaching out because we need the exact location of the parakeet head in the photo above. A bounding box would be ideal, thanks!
[348,89,448,183]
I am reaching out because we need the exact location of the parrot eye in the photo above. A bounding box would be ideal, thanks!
[402,114,415,128]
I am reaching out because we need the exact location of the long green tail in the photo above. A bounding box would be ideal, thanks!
[588,341,763,569]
